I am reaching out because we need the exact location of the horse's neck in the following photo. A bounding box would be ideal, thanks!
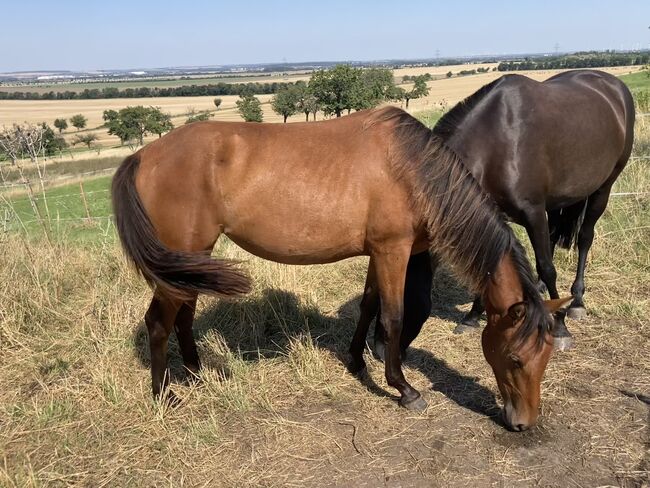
[484,252,524,315]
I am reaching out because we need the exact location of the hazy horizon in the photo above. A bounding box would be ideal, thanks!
[2,0,649,72]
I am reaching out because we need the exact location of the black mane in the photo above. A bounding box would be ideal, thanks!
[433,77,502,139]
[370,106,551,345]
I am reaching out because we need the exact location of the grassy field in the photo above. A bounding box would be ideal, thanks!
[620,70,650,92]
[0,108,648,486]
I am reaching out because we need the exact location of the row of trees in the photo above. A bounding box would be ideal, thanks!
[269,65,431,122]
[53,114,87,133]
[0,81,296,101]
[498,51,650,71]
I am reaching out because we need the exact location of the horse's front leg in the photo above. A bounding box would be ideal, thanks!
[373,244,427,411]
[523,207,574,351]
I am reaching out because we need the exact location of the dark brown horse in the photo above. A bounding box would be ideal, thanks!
[112,107,566,430]
[374,70,634,356]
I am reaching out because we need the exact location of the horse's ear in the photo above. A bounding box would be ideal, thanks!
[543,296,573,313]
[507,301,527,322]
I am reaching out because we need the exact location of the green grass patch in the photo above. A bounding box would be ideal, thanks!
[1,156,121,184]
[415,109,444,128]
[619,70,650,92]
[2,175,113,244]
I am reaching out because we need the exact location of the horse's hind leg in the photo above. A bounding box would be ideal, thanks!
[568,184,614,319]
[145,292,182,401]
[349,259,378,374]
[374,244,426,411]
[174,295,201,378]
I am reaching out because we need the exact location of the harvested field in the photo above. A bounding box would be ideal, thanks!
[0,65,642,159]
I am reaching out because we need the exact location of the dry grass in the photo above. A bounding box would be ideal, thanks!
[0,115,649,488]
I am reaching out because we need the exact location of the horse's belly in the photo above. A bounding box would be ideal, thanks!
[224,228,366,265]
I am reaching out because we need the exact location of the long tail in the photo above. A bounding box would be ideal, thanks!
[111,153,251,300]
[548,201,587,250]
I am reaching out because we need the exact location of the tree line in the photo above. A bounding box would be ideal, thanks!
[0,81,297,101]
[498,51,650,71]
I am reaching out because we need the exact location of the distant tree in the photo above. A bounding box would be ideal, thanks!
[214,97,222,109]
[293,83,320,121]
[41,123,67,155]
[309,65,360,117]
[185,109,213,124]
[70,114,87,131]
[388,86,406,106]
[103,106,171,145]
[146,109,173,136]
[74,133,98,149]
[0,125,23,165]
[236,94,263,122]
[446,71,453,78]
[403,75,430,109]
[53,118,68,133]
[271,86,299,122]
[351,68,396,111]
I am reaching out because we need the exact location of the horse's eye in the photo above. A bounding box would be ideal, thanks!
[509,354,523,368]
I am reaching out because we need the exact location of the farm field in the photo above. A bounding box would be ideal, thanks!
[0,63,500,94]
[0,72,313,94]
[0,105,649,486]
[0,64,642,162]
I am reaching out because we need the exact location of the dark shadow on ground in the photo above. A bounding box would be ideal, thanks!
[132,284,498,423]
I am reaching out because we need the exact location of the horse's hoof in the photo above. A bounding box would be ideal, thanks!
[400,394,428,412]
[453,322,480,334]
[553,336,575,352]
[348,357,366,375]
[567,306,587,320]
[372,339,386,363]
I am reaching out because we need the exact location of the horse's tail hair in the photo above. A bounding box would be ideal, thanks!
[111,153,251,300]
[549,200,588,250]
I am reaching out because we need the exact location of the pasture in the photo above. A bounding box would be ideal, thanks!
[0,103,648,486]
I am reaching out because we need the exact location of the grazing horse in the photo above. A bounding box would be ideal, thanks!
[374,70,635,355]
[112,107,565,430]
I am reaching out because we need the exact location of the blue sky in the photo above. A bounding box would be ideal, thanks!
[2,0,650,71]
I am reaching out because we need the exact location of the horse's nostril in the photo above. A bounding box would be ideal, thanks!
[514,423,530,432]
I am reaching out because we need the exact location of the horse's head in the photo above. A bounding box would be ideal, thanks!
[482,254,570,431]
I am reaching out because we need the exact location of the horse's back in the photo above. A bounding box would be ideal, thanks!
[443,70,634,212]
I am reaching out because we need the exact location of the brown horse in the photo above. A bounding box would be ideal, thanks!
[112,107,566,430]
